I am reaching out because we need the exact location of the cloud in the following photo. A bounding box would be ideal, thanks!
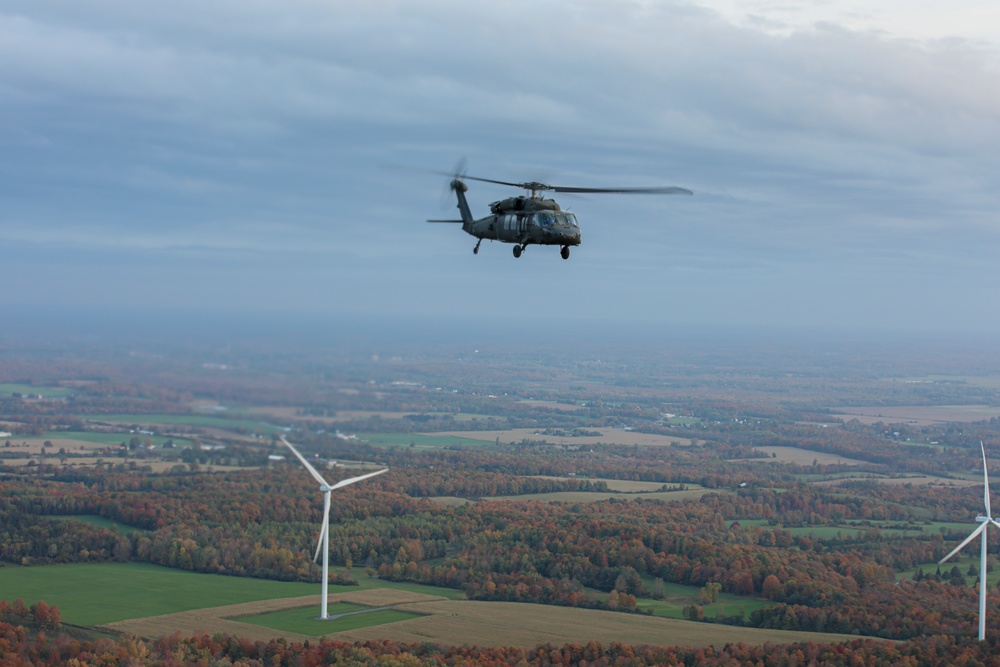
[2,0,999,332]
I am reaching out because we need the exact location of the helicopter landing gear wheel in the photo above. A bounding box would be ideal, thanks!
[561,246,570,260]
[473,239,481,255]
[512,245,522,259]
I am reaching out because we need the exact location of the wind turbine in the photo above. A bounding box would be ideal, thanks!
[280,435,388,619]
[939,441,1000,641]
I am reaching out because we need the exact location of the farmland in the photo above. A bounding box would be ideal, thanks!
[28,571,856,649]
[0,562,862,648]
[831,405,1000,426]
[431,427,698,447]
[4,333,1000,662]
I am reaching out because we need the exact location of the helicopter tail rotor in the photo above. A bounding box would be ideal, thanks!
[436,158,468,208]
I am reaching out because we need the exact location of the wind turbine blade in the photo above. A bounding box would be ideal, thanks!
[330,467,389,490]
[280,436,331,487]
[313,524,325,562]
[940,522,987,564]
[982,441,991,518]
[314,503,330,563]
[991,519,1000,532]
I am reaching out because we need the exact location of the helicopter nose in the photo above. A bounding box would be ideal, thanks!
[547,226,580,244]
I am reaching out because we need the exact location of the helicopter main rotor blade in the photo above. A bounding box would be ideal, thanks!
[460,175,691,196]
[460,175,531,188]
[549,185,693,195]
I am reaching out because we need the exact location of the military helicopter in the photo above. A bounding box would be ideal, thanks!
[429,169,692,259]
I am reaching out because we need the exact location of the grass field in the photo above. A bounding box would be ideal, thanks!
[899,551,1000,588]
[483,488,717,503]
[811,474,976,487]
[638,593,769,621]
[431,428,697,447]
[744,446,869,466]
[429,477,715,503]
[52,515,143,535]
[428,496,472,506]
[48,431,193,447]
[358,433,496,449]
[529,475,705,494]
[0,383,73,398]
[832,404,1000,426]
[596,579,773,620]
[4,563,880,648]
[0,563,467,627]
[250,407,491,423]
[531,477,706,493]
[0,563,324,626]
[17,431,194,451]
[516,400,584,412]
[896,375,1000,389]
[238,603,421,636]
[1,458,251,474]
[85,414,282,434]
[108,589,868,649]
[728,518,973,541]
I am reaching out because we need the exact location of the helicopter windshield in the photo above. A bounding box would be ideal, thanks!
[535,212,578,228]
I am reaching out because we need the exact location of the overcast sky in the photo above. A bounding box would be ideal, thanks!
[2,0,999,339]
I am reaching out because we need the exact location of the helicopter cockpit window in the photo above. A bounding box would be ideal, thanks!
[535,212,577,228]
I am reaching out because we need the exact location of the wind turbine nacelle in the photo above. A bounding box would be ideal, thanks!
[977,514,989,523]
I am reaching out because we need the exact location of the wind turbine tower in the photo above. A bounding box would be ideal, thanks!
[940,441,1000,641]
[280,435,388,619]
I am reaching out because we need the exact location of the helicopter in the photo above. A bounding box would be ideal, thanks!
[428,170,692,259]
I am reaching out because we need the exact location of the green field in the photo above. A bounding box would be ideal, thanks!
[85,414,282,434]
[0,383,73,398]
[483,488,715,503]
[358,433,496,449]
[39,431,193,448]
[664,417,703,426]
[52,515,143,535]
[727,518,973,541]
[0,563,465,627]
[621,580,771,620]
[0,563,322,626]
[638,593,768,621]
[899,552,1000,588]
[238,603,421,636]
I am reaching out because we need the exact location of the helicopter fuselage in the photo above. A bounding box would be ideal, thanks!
[449,178,580,259]
[468,207,581,248]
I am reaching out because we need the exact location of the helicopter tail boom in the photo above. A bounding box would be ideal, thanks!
[451,179,475,231]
